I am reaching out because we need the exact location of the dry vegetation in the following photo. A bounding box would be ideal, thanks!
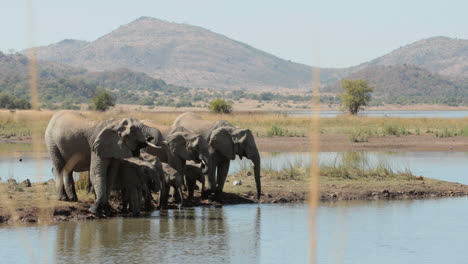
[1,109,468,141]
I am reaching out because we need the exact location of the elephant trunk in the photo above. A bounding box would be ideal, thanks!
[199,154,209,174]
[252,152,261,199]
[177,186,184,208]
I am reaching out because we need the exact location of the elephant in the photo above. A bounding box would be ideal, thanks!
[142,125,210,205]
[172,112,261,199]
[44,111,156,214]
[161,162,184,206]
[184,161,205,200]
[113,157,166,215]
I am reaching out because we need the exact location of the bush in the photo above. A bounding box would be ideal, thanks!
[208,99,233,113]
[139,97,154,106]
[92,90,115,111]
[0,93,31,109]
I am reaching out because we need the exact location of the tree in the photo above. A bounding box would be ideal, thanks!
[208,98,233,113]
[92,90,115,111]
[340,79,374,114]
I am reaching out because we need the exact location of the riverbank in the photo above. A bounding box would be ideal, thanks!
[1,169,468,224]
[3,133,468,152]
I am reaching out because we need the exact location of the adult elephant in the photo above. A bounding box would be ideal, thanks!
[45,111,155,214]
[142,125,210,205]
[173,112,261,199]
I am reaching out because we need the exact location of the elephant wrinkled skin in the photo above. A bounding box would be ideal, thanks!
[142,125,210,206]
[173,112,261,199]
[113,157,166,215]
[44,111,152,215]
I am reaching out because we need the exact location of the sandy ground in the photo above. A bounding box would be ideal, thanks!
[255,134,468,152]
[3,133,468,153]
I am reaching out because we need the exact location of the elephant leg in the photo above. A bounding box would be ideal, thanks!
[186,175,195,200]
[215,159,230,197]
[50,146,68,201]
[203,158,217,196]
[89,153,111,215]
[129,188,141,216]
[65,171,78,202]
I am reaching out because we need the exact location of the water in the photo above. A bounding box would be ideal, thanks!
[283,110,468,118]
[1,145,468,263]
[2,151,467,185]
[230,151,468,184]
[1,201,468,263]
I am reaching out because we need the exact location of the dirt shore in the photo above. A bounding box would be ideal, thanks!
[3,133,468,153]
[2,173,468,224]
[256,133,468,152]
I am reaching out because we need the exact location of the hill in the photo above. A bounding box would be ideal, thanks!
[324,64,468,105]
[25,17,333,90]
[0,52,186,106]
[365,37,468,77]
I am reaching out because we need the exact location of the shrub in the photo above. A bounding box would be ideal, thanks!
[92,90,115,111]
[0,93,31,109]
[208,99,233,113]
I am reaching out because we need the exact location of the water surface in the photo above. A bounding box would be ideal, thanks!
[283,110,468,118]
[1,200,468,263]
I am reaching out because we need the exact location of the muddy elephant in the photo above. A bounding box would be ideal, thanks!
[184,161,205,199]
[173,112,261,199]
[44,111,156,214]
[114,157,166,215]
[143,125,210,205]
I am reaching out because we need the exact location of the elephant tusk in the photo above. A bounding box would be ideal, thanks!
[146,142,160,149]
[201,160,207,166]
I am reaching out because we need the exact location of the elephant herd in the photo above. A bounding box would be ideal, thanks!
[45,111,261,215]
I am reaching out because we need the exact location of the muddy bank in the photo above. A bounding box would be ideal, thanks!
[2,176,468,224]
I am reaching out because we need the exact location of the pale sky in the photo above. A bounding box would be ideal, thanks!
[1,0,467,68]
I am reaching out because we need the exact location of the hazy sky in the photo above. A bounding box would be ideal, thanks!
[1,0,467,68]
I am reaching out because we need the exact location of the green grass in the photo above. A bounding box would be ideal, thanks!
[237,152,416,181]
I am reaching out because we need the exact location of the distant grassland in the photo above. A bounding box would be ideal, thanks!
[1,109,468,138]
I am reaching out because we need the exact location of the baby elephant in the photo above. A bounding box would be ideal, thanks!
[184,162,205,199]
[161,163,184,207]
[116,157,166,215]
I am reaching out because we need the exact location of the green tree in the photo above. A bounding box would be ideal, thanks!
[92,90,115,111]
[340,79,374,114]
[208,98,233,113]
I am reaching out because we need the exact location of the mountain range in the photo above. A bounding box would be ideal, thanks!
[15,17,468,99]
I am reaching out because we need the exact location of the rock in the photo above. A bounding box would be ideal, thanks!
[233,180,242,186]
[7,179,16,184]
[331,193,338,198]
[272,200,278,203]
[381,189,389,194]
[19,158,23,162]
[43,179,55,185]
[267,193,272,198]
[247,171,252,176]
[22,179,31,187]
[278,198,288,203]
[416,176,424,180]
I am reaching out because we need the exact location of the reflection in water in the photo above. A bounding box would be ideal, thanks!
[52,207,262,263]
[4,201,468,263]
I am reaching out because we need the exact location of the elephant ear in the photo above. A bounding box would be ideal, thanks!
[209,127,235,160]
[166,132,192,160]
[92,119,133,159]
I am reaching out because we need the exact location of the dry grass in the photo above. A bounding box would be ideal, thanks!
[1,109,468,139]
